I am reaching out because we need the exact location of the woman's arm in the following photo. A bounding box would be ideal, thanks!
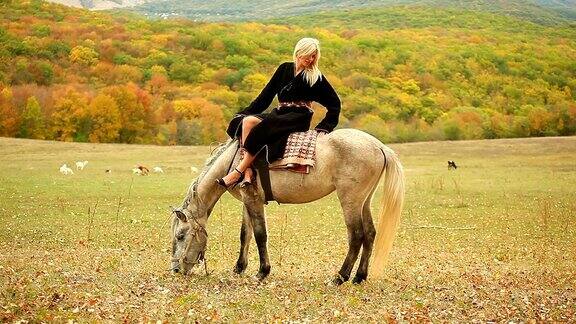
[314,76,341,133]
[238,63,287,115]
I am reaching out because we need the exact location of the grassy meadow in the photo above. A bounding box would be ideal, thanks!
[0,135,575,321]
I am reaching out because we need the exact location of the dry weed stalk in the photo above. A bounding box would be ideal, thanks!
[277,211,289,267]
[115,177,134,245]
[87,200,98,242]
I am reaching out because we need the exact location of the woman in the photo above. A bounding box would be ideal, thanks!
[217,37,341,188]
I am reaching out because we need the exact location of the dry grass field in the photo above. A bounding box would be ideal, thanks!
[0,135,575,322]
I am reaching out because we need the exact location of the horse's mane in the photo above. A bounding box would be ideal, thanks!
[183,139,236,208]
[197,139,235,184]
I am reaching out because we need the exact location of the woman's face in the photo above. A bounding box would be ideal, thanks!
[297,52,317,69]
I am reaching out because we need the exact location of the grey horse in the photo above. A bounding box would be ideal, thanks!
[170,128,405,285]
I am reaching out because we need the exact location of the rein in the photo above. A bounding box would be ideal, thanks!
[225,141,241,175]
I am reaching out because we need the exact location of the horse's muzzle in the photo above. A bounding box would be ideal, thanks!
[171,259,181,273]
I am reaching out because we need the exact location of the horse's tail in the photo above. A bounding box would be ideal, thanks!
[371,146,405,278]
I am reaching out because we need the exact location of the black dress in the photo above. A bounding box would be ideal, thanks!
[226,62,341,162]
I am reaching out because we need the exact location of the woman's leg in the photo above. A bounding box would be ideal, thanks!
[241,116,261,148]
[240,117,261,182]
[220,116,261,185]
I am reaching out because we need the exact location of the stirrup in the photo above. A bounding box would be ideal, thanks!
[216,168,244,189]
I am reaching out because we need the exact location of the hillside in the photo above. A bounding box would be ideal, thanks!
[45,0,576,25]
[0,0,575,146]
[128,0,576,25]
[46,0,149,10]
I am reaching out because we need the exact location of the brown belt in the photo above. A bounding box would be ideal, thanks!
[279,101,312,109]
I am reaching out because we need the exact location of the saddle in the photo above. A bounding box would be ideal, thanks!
[252,130,319,202]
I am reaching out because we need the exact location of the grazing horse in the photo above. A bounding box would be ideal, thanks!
[170,129,405,285]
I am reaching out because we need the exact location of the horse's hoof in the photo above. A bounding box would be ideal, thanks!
[352,274,366,284]
[255,267,270,281]
[251,273,268,283]
[328,273,347,286]
[233,265,245,274]
[255,272,267,281]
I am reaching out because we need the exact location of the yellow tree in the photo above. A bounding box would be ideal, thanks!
[173,97,226,144]
[87,94,121,143]
[197,101,226,143]
[103,84,154,143]
[50,88,88,142]
[70,45,99,66]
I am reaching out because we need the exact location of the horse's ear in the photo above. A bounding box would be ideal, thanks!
[171,207,188,222]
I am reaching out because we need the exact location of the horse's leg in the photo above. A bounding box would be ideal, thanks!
[352,190,377,284]
[245,201,271,280]
[234,205,253,274]
[333,194,365,285]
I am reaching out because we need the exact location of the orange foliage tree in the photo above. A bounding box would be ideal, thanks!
[0,87,20,137]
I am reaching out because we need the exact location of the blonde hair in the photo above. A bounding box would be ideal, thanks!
[293,37,322,87]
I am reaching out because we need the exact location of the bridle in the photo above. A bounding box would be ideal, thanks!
[171,209,208,268]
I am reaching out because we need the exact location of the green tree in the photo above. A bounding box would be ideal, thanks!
[168,61,203,83]
[19,96,45,139]
[224,55,255,70]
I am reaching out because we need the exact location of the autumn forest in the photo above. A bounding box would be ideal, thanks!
[1,0,575,145]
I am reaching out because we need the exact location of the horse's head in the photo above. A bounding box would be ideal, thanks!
[169,140,236,274]
[170,206,208,275]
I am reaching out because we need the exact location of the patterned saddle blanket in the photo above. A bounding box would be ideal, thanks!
[269,130,319,174]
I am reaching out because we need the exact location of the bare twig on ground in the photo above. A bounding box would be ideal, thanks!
[126,177,134,200]
[115,196,122,242]
[407,225,477,230]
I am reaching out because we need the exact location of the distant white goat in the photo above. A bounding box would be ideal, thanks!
[60,164,74,175]
[75,161,88,170]
[190,166,198,173]
[132,168,142,175]
[153,166,164,173]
